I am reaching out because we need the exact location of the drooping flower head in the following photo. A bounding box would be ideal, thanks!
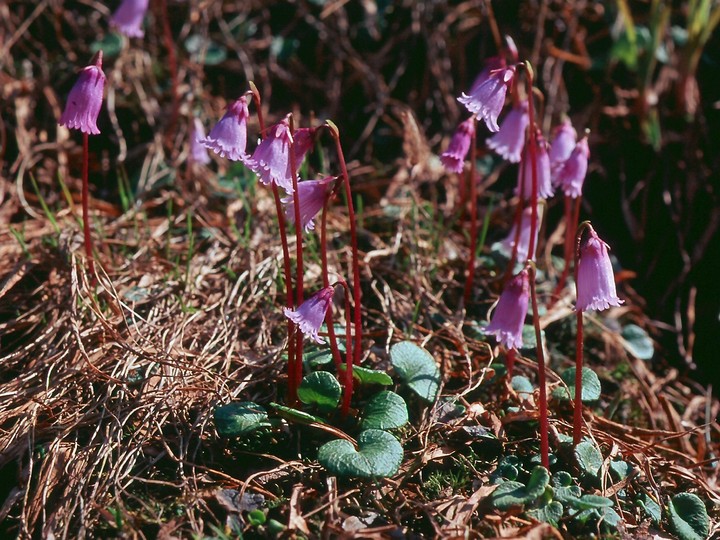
[59,51,106,135]
[468,56,506,96]
[500,205,541,263]
[487,100,529,163]
[516,131,554,200]
[441,117,475,174]
[458,66,515,133]
[576,227,623,312]
[249,118,296,193]
[201,97,251,163]
[292,127,317,169]
[189,117,211,165]
[284,286,335,344]
[557,136,589,198]
[549,117,577,183]
[110,0,149,38]
[485,269,530,350]
[282,176,335,232]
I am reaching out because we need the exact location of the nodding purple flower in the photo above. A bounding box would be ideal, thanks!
[500,205,540,263]
[292,128,316,169]
[440,118,475,174]
[557,136,589,198]
[485,269,530,350]
[284,286,335,344]
[110,0,149,38]
[487,100,529,163]
[201,97,251,163]
[458,66,515,133]
[468,56,507,96]
[189,117,211,165]
[282,176,335,232]
[248,118,297,193]
[549,117,577,184]
[576,227,623,312]
[59,52,106,135]
[516,132,554,200]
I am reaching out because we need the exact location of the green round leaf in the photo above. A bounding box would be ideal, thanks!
[552,367,601,402]
[344,365,393,386]
[668,493,709,540]
[511,375,534,398]
[609,459,631,481]
[574,440,604,477]
[298,371,341,409]
[525,466,550,499]
[317,429,403,478]
[527,500,563,527]
[491,481,531,509]
[360,391,408,430]
[621,324,654,360]
[214,402,270,438]
[390,341,440,402]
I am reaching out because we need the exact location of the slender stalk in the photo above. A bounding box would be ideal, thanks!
[326,121,362,379]
[82,132,95,278]
[503,148,526,285]
[321,183,344,372]
[462,123,478,304]
[528,263,549,468]
[572,221,592,445]
[506,347,516,378]
[288,116,305,391]
[524,62,540,263]
[250,86,298,404]
[339,279,354,416]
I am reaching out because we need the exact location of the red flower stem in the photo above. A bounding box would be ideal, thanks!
[572,221,592,445]
[158,0,178,152]
[503,150,526,285]
[524,63,539,263]
[457,167,466,220]
[250,86,298,404]
[528,263,549,468]
[506,347,516,378]
[462,123,478,305]
[288,116,305,391]
[82,132,95,278]
[321,185,344,372]
[327,122,362,378]
[339,278,354,417]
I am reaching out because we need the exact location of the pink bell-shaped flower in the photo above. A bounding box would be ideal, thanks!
[576,227,623,312]
[516,132,554,200]
[110,0,149,38]
[282,176,335,232]
[440,118,475,174]
[284,286,335,344]
[189,117,211,165]
[248,118,296,193]
[485,269,530,350]
[292,127,316,168]
[500,205,540,263]
[549,117,577,183]
[557,136,589,198]
[487,100,529,163]
[468,56,506,96]
[59,52,106,135]
[458,66,515,133]
[201,97,251,163]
